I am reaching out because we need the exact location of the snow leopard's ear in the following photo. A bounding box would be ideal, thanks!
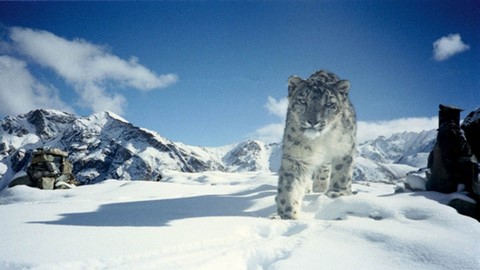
[336,80,350,95]
[288,76,302,96]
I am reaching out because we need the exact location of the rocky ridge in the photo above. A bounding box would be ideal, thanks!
[1,109,437,190]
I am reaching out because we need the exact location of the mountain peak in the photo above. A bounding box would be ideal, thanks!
[103,111,129,124]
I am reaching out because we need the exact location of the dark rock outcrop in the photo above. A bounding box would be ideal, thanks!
[426,105,480,221]
[462,108,480,163]
[426,121,475,193]
[461,108,480,199]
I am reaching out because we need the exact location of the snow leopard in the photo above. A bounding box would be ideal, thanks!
[276,70,356,219]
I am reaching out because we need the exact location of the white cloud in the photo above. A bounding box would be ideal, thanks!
[265,96,288,118]
[78,83,127,115]
[8,27,178,115]
[0,55,72,116]
[251,96,288,143]
[433,33,470,61]
[252,123,285,143]
[357,117,438,143]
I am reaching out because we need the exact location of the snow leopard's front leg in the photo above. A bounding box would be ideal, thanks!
[326,155,354,198]
[311,164,331,193]
[276,157,311,219]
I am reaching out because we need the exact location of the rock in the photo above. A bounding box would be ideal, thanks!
[16,147,77,190]
[8,172,34,188]
[461,108,480,198]
[10,149,31,172]
[448,198,479,221]
[462,108,480,160]
[37,177,55,190]
[427,121,474,193]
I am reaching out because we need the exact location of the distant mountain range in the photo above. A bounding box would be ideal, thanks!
[0,109,436,190]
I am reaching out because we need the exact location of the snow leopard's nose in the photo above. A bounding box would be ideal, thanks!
[306,120,316,127]
[306,119,324,129]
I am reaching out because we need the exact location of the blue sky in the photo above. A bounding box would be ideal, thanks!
[0,1,478,146]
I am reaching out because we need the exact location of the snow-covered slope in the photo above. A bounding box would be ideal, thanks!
[353,156,418,183]
[0,171,478,269]
[221,140,281,172]
[353,129,437,182]
[357,130,436,167]
[1,109,437,190]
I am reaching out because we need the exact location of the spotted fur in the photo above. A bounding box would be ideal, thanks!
[276,70,356,219]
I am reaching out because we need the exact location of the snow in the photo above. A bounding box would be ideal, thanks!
[105,111,129,124]
[0,162,6,176]
[1,171,479,270]
[405,173,428,191]
[401,152,431,168]
[1,133,40,154]
[354,156,417,182]
[357,129,436,167]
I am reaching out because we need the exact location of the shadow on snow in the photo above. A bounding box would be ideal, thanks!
[30,184,277,227]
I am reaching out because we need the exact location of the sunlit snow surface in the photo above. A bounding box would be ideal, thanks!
[0,171,479,270]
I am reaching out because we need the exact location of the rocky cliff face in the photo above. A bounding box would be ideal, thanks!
[462,108,480,160]
[1,109,438,190]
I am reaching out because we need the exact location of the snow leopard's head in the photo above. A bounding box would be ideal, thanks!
[287,70,351,139]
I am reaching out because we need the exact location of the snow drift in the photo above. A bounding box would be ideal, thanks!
[0,172,478,269]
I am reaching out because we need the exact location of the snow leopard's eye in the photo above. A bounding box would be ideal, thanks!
[326,102,337,109]
[297,97,306,105]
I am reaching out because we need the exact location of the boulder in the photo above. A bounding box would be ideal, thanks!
[426,121,473,193]
[8,171,34,188]
[37,177,55,190]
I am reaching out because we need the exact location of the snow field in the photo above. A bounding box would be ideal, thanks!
[0,171,479,270]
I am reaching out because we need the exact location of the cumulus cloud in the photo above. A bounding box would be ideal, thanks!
[251,96,288,142]
[0,55,72,116]
[433,33,470,61]
[265,96,288,118]
[252,123,285,143]
[252,97,438,144]
[7,27,178,115]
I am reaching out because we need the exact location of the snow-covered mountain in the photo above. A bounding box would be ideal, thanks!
[0,109,228,189]
[354,130,437,182]
[357,130,436,167]
[0,109,436,190]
